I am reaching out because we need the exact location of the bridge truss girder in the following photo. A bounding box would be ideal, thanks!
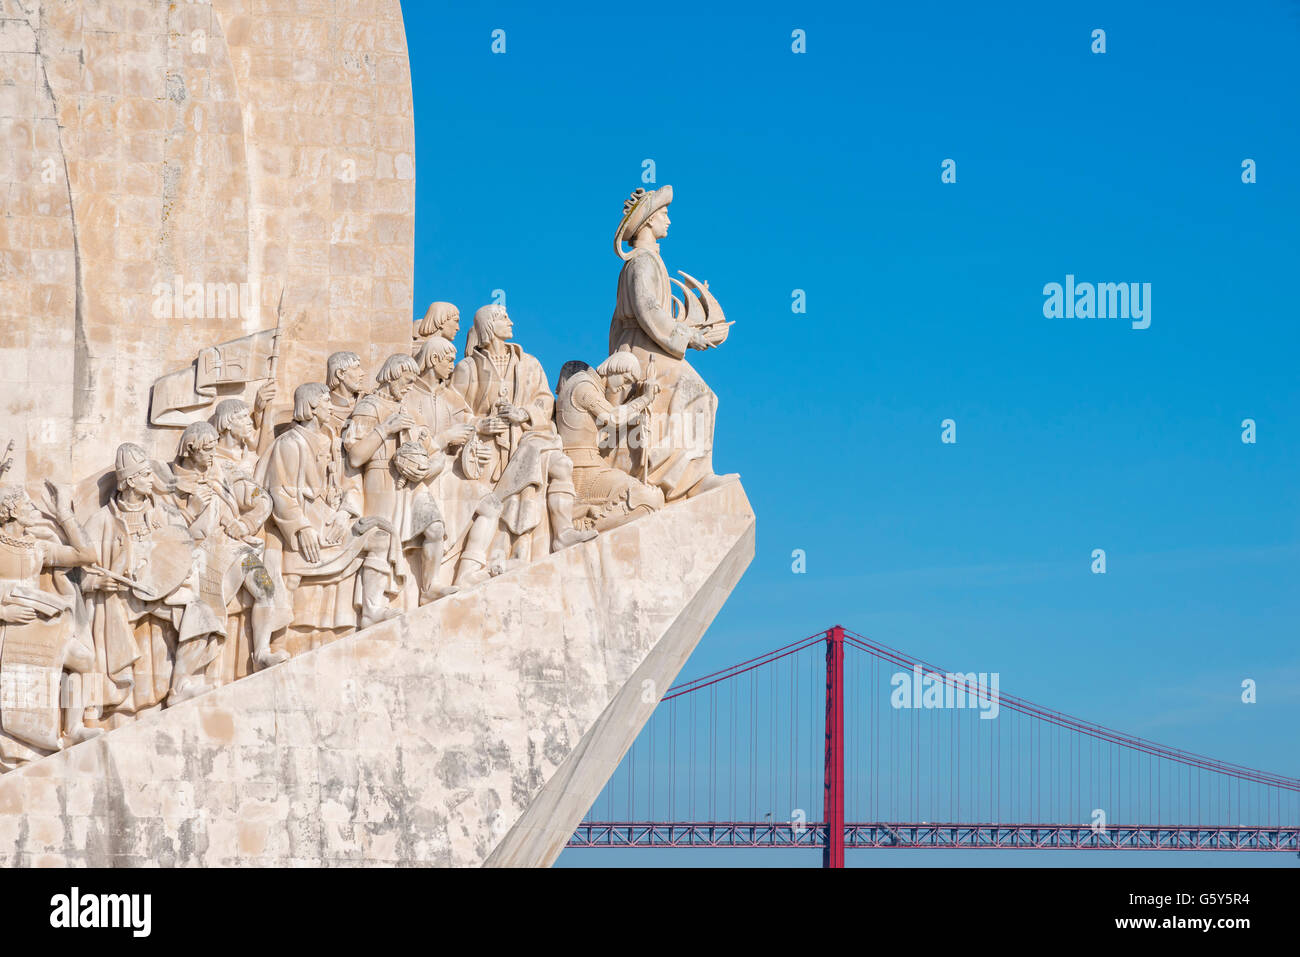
[568,822,1300,852]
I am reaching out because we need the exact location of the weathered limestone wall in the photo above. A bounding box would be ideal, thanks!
[0,0,414,480]
[210,0,415,396]
[0,2,79,483]
[0,481,756,867]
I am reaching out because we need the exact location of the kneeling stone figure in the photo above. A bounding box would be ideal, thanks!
[555,352,665,532]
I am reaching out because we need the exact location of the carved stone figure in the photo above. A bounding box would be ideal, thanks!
[407,338,493,594]
[324,351,368,523]
[450,305,595,583]
[344,354,458,606]
[610,185,737,501]
[555,352,666,532]
[83,444,225,716]
[150,327,280,430]
[172,420,292,674]
[256,384,401,633]
[1,171,742,772]
[414,301,461,352]
[409,338,477,447]
[0,483,101,771]
[212,398,265,476]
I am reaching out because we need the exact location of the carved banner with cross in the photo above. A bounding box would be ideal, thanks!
[149,329,279,428]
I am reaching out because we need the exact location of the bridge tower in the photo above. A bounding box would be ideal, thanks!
[823,625,846,868]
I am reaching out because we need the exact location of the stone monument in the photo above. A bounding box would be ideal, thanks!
[0,0,754,867]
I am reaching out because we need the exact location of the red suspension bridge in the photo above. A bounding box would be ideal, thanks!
[568,626,1300,865]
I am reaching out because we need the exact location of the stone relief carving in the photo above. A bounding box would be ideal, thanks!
[172,420,293,672]
[450,304,598,584]
[610,185,737,501]
[255,384,401,636]
[343,354,456,607]
[82,444,225,721]
[555,353,665,532]
[150,329,281,430]
[414,302,462,351]
[0,185,736,773]
[0,480,101,770]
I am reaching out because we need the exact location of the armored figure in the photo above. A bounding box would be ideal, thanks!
[0,483,101,770]
[555,352,665,532]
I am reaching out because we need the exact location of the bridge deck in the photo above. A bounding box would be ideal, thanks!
[569,822,1300,851]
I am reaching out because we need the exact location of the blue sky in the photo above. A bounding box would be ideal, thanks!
[400,0,1300,867]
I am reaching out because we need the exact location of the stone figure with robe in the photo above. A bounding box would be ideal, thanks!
[610,185,736,501]
[449,305,595,582]
[171,418,293,680]
[255,383,401,635]
[407,336,494,593]
[82,444,225,718]
[324,351,368,524]
[206,398,294,679]
[0,483,101,770]
[343,353,458,606]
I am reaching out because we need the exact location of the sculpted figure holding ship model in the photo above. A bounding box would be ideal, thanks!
[0,182,739,771]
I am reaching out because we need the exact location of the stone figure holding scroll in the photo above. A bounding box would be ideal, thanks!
[610,185,737,501]
[0,483,101,771]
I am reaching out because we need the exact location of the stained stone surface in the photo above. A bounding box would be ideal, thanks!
[0,480,755,867]
[0,0,753,868]
[0,0,415,479]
